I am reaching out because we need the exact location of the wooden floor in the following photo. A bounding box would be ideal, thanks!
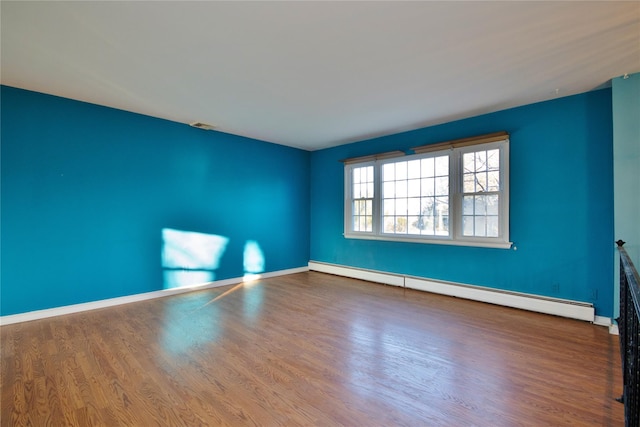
[1,272,623,426]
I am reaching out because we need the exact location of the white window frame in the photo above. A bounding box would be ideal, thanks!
[344,139,511,249]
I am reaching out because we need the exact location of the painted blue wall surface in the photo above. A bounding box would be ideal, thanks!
[612,72,640,320]
[310,89,615,317]
[613,73,640,266]
[1,86,310,316]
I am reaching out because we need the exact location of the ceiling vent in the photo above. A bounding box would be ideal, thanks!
[189,121,216,131]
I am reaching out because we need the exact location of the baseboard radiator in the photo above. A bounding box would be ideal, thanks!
[308,261,595,322]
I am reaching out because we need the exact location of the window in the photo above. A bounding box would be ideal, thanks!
[344,133,510,248]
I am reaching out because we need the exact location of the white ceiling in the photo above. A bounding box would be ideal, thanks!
[2,1,639,151]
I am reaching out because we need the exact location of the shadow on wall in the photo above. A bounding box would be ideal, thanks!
[161,228,266,289]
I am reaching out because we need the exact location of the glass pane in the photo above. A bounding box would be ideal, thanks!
[353,169,361,184]
[435,221,448,235]
[435,176,448,196]
[408,216,420,234]
[487,149,500,170]
[463,216,474,236]
[383,199,395,215]
[475,195,487,215]
[421,197,435,216]
[383,181,394,198]
[366,182,374,198]
[435,156,449,176]
[487,171,500,191]
[353,216,360,231]
[474,216,487,237]
[463,196,474,215]
[383,163,395,181]
[366,166,374,182]
[396,198,408,215]
[353,183,361,198]
[383,216,395,233]
[421,157,435,178]
[476,172,487,192]
[487,216,499,237]
[435,196,449,216]
[475,151,487,172]
[463,152,475,173]
[408,179,420,197]
[359,217,367,232]
[395,217,408,233]
[486,195,499,215]
[463,173,475,193]
[422,216,435,235]
[422,178,435,196]
[408,160,421,179]
[408,198,421,216]
[396,180,407,198]
[395,161,407,180]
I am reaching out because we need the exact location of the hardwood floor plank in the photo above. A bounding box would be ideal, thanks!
[1,272,623,426]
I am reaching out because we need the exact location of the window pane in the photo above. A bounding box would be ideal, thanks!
[408,198,421,216]
[475,151,487,172]
[383,181,394,198]
[353,183,361,198]
[487,216,499,237]
[487,171,500,191]
[408,216,421,234]
[383,199,395,215]
[366,166,374,182]
[435,176,448,196]
[474,216,487,237]
[463,196,474,215]
[395,180,407,198]
[476,172,487,192]
[396,161,407,180]
[383,163,395,181]
[421,216,435,235]
[353,169,361,184]
[422,158,435,178]
[435,156,449,176]
[366,182,374,198]
[463,173,475,193]
[422,178,435,196]
[486,195,499,215]
[435,196,449,215]
[408,160,421,179]
[383,216,395,233]
[395,217,408,233]
[475,195,487,215]
[487,149,500,170]
[359,217,367,232]
[408,179,420,197]
[396,198,408,215]
[422,197,435,216]
[463,152,475,173]
[463,216,474,236]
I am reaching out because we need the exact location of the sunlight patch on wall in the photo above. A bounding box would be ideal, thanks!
[162,228,229,289]
[243,240,265,282]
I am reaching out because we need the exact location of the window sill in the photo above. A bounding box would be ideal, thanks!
[343,233,513,249]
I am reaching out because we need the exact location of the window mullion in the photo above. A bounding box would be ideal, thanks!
[374,160,382,235]
[450,150,461,240]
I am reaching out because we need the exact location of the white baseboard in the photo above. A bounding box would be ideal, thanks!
[0,266,309,326]
[308,261,404,287]
[593,315,612,327]
[308,261,596,323]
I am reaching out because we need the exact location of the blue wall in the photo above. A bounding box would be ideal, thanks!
[1,86,310,316]
[310,89,615,317]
